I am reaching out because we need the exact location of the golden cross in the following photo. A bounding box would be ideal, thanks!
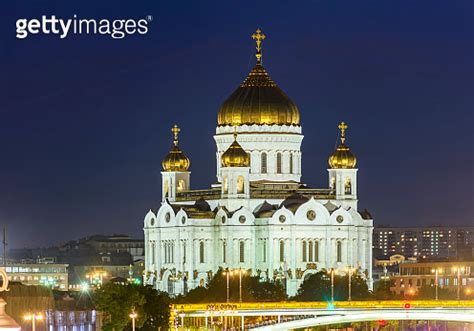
[251,28,266,63]
[171,124,180,146]
[233,126,238,140]
[338,121,348,144]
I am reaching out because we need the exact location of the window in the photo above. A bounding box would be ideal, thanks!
[261,152,267,173]
[330,176,336,190]
[344,178,352,195]
[302,241,307,262]
[183,241,186,264]
[151,242,156,264]
[164,179,169,197]
[239,241,245,263]
[168,275,173,294]
[223,176,228,194]
[336,241,342,263]
[279,240,285,262]
[262,239,267,263]
[199,241,205,263]
[237,176,245,193]
[314,241,319,262]
[308,241,313,262]
[289,153,293,174]
[177,179,186,192]
[276,153,282,174]
[223,241,227,263]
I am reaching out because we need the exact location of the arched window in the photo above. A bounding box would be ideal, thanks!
[279,240,285,262]
[336,241,342,263]
[276,153,282,174]
[177,179,186,192]
[309,241,314,262]
[330,177,336,190]
[237,176,245,194]
[199,241,205,264]
[289,153,294,174]
[239,241,245,263]
[314,241,319,262]
[222,241,227,263]
[345,178,352,195]
[223,176,228,194]
[302,241,307,262]
[261,152,267,173]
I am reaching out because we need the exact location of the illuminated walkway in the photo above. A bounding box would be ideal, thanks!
[170,301,474,329]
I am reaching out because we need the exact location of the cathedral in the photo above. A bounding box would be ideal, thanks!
[143,29,373,296]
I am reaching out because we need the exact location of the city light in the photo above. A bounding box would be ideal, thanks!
[129,310,138,331]
[24,312,43,331]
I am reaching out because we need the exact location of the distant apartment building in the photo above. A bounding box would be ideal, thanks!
[390,261,474,296]
[5,262,68,290]
[373,226,474,259]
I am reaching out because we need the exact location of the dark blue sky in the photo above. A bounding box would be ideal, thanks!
[1,1,473,248]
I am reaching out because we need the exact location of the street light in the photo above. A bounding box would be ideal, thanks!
[129,310,137,331]
[223,268,233,303]
[327,268,335,302]
[238,268,246,303]
[453,266,465,300]
[431,268,442,300]
[345,266,355,301]
[24,312,43,331]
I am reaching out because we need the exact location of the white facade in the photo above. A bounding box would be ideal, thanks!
[143,124,373,297]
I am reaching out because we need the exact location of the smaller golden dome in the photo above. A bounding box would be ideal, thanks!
[328,122,357,169]
[221,131,250,167]
[162,125,190,172]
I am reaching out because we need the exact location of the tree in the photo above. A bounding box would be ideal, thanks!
[293,271,331,301]
[94,283,146,331]
[94,283,170,331]
[293,269,372,301]
[175,268,287,303]
[373,278,394,300]
[138,285,170,330]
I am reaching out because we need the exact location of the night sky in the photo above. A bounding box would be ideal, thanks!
[1,1,473,248]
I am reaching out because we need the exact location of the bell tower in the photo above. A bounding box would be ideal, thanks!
[328,122,358,210]
[161,125,190,202]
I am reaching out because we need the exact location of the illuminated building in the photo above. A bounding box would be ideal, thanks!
[373,226,474,259]
[4,263,68,291]
[390,261,474,297]
[143,29,373,296]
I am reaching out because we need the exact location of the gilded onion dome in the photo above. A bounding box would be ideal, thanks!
[221,131,250,167]
[217,29,300,127]
[162,125,190,172]
[328,122,357,169]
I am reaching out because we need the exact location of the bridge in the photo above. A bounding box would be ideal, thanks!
[170,300,474,330]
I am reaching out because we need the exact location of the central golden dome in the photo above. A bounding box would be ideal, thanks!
[217,29,300,127]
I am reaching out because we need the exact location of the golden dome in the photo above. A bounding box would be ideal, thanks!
[221,132,250,167]
[162,125,190,172]
[328,122,357,169]
[217,29,300,127]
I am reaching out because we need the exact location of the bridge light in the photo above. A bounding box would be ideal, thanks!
[404,303,411,309]
[378,320,386,327]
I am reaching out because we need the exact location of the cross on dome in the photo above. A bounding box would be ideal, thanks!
[172,124,181,146]
[251,28,266,63]
[338,121,348,144]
